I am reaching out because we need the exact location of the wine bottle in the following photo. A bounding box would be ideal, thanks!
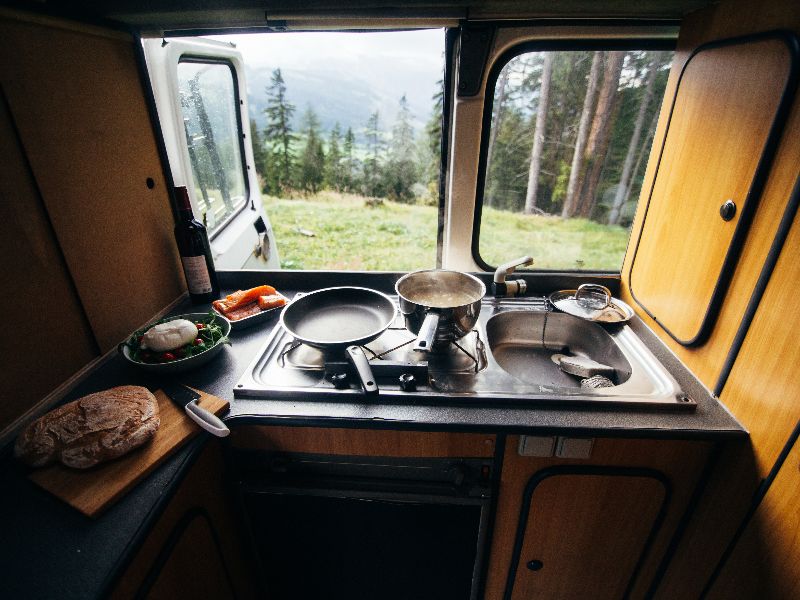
[173,186,220,304]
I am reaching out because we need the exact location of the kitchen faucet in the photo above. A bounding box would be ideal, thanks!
[493,255,533,297]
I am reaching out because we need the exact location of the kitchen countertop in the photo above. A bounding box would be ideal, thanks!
[0,270,746,599]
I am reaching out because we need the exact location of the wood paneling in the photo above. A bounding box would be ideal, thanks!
[706,432,800,600]
[629,37,790,343]
[509,472,665,600]
[230,425,496,457]
[621,0,800,389]
[0,89,98,432]
[111,442,257,600]
[0,11,184,352]
[625,0,800,597]
[483,437,712,599]
[144,513,236,600]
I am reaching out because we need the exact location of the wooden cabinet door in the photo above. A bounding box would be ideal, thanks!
[628,33,798,346]
[504,467,668,600]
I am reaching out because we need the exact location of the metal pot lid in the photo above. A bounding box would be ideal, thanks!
[548,285,634,323]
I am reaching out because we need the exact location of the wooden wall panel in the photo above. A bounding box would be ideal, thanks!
[111,442,257,600]
[230,425,496,457]
[483,437,711,600]
[621,0,800,390]
[0,89,98,433]
[627,0,800,597]
[628,38,790,343]
[706,434,800,600]
[0,11,184,352]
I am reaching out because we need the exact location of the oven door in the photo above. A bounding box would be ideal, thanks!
[236,454,492,600]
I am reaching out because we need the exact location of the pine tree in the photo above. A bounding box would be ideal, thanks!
[250,119,268,192]
[325,122,343,190]
[425,79,444,185]
[343,127,358,192]
[263,68,295,194]
[385,95,418,202]
[524,53,553,214]
[297,106,325,193]
[562,52,603,218]
[362,111,384,197]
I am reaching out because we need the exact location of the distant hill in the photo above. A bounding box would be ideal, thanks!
[244,63,437,140]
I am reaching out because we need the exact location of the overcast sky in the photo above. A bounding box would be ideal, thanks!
[210,29,445,130]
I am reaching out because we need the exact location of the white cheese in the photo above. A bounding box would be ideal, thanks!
[141,319,198,352]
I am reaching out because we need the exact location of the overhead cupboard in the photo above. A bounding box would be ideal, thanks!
[628,31,799,355]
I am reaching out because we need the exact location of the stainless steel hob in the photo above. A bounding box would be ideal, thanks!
[234,296,695,410]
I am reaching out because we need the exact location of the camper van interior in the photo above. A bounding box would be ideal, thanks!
[1,0,799,598]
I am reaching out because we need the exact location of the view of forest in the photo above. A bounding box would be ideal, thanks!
[239,45,671,270]
[484,49,671,224]
[250,67,442,205]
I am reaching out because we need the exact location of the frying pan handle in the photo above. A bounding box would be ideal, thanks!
[414,312,440,352]
[346,346,379,397]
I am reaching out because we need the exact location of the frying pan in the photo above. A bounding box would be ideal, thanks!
[280,287,397,396]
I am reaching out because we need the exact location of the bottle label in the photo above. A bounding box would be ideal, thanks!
[181,255,212,294]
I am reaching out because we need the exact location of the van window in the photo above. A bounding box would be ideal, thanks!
[177,59,248,233]
[476,47,673,271]
[215,30,445,270]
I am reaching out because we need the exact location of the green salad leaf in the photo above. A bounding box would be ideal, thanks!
[125,312,230,363]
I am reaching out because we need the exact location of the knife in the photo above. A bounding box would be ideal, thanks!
[162,383,230,438]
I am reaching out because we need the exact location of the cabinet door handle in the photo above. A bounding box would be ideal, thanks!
[526,559,543,571]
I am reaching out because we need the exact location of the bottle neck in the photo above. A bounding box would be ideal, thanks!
[175,187,195,221]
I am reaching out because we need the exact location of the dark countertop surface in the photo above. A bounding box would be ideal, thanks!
[0,270,746,599]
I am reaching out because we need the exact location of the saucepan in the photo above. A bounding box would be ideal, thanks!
[280,287,396,396]
[395,269,486,352]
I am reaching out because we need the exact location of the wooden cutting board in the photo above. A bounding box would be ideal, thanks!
[29,387,229,518]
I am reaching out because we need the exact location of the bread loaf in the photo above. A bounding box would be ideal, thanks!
[14,385,160,469]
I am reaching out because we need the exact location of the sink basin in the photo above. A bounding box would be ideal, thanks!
[485,311,632,389]
[482,307,687,407]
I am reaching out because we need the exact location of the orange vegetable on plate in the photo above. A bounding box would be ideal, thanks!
[213,284,276,314]
[225,303,264,321]
[258,294,287,311]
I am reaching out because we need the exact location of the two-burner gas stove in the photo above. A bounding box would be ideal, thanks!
[234,295,695,410]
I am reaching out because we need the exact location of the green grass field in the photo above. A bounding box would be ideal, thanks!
[264,191,630,271]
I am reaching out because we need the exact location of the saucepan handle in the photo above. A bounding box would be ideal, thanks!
[413,312,440,352]
[346,345,379,397]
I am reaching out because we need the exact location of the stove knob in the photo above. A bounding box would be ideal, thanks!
[330,372,350,389]
[399,373,417,392]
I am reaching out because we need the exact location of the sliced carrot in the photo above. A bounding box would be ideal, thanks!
[225,302,263,321]
[215,285,277,314]
[258,294,287,311]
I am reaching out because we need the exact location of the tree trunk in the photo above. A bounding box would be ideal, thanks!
[524,53,554,214]
[562,52,602,218]
[576,51,625,218]
[485,67,510,207]
[622,106,661,208]
[608,53,662,225]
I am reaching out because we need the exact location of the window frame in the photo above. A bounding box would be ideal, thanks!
[471,38,676,274]
[177,55,251,239]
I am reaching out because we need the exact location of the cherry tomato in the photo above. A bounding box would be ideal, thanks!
[196,323,205,330]
[137,335,144,344]
[161,352,177,362]
[193,338,205,346]
[140,351,153,362]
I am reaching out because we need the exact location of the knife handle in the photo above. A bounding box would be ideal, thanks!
[185,400,230,437]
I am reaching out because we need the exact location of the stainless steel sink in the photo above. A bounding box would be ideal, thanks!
[481,301,688,408]
[486,311,632,388]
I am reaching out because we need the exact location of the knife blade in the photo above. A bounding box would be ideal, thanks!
[162,383,230,438]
